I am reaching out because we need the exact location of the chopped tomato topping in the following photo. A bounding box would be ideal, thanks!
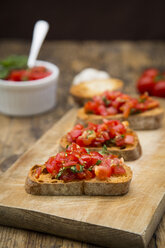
[66,120,133,148]
[111,166,126,175]
[40,143,126,182]
[84,91,159,117]
[7,66,51,81]
[35,167,42,178]
[124,134,134,145]
[95,165,112,180]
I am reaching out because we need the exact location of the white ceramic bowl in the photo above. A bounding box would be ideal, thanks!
[0,60,60,116]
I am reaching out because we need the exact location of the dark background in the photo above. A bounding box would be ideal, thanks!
[1,0,165,40]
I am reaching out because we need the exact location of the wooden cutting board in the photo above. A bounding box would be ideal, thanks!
[0,105,165,248]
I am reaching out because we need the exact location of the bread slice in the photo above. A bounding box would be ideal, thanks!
[70,78,123,105]
[60,130,142,161]
[25,164,132,196]
[77,107,164,130]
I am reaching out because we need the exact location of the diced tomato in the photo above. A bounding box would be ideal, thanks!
[115,136,125,147]
[63,161,77,167]
[120,103,132,118]
[98,105,108,116]
[93,95,104,104]
[46,163,55,174]
[66,143,80,152]
[67,152,79,162]
[112,123,126,134]
[77,172,86,179]
[28,66,51,80]
[88,122,98,131]
[43,143,128,182]
[7,66,51,81]
[76,136,85,147]
[106,106,118,115]
[74,124,84,130]
[55,152,66,164]
[8,69,29,81]
[84,170,93,180]
[35,167,42,178]
[124,134,134,145]
[70,129,82,139]
[80,154,92,166]
[84,91,159,118]
[82,137,94,146]
[61,172,76,182]
[84,101,98,114]
[145,100,159,109]
[102,131,110,140]
[95,165,112,180]
[112,166,126,175]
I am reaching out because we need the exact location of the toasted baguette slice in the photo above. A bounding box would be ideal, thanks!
[70,78,123,105]
[77,107,164,130]
[25,164,132,196]
[60,130,141,161]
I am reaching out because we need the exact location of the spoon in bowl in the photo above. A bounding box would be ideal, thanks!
[27,20,49,68]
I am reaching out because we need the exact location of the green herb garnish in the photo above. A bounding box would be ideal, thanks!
[102,96,111,106]
[100,144,111,155]
[85,148,90,154]
[87,130,94,138]
[138,98,146,103]
[70,165,84,173]
[0,55,28,79]
[130,108,141,115]
[56,168,66,179]
[96,160,102,165]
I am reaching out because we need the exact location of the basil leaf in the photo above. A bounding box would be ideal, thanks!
[0,67,10,79]
[138,98,146,103]
[56,170,63,179]
[0,55,28,79]
[100,144,111,155]
[56,167,67,179]
[85,148,90,154]
[96,160,102,165]
[0,55,28,69]
[70,165,83,173]
[102,96,111,106]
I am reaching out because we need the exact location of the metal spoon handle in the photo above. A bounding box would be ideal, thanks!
[27,20,49,68]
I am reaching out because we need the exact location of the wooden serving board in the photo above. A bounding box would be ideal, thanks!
[0,106,165,248]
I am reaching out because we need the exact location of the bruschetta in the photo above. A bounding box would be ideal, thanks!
[60,120,141,161]
[70,78,123,105]
[77,91,164,130]
[25,143,132,196]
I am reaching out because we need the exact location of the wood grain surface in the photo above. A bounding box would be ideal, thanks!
[0,107,165,247]
[0,40,165,248]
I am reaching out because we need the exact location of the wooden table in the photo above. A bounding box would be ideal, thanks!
[0,40,165,248]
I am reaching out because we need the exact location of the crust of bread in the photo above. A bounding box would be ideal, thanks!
[60,130,142,161]
[70,78,123,105]
[77,107,164,130]
[25,164,132,196]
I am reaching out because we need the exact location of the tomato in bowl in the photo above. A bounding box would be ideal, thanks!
[6,66,51,81]
[0,60,60,116]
